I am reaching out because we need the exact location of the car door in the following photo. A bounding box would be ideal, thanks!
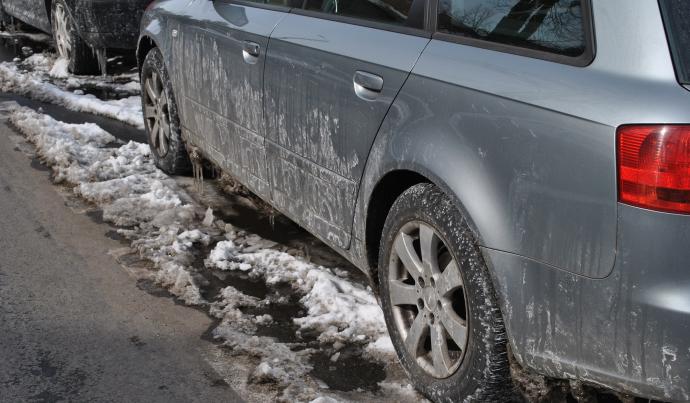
[2,0,51,32]
[174,0,289,199]
[264,0,430,249]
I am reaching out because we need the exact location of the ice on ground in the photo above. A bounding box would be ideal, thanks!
[0,53,143,128]
[49,57,69,79]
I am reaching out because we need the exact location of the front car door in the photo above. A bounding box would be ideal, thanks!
[173,0,289,199]
[1,0,51,32]
[264,0,430,248]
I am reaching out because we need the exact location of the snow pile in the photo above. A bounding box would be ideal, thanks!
[9,105,205,304]
[0,53,143,128]
[49,57,70,79]
[207,285,317,398]
[206,228,394,358]
[22,53,141,95]
[10,107,115,183]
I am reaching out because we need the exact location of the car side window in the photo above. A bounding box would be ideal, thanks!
[304,0,416,27]
[437,0,587,57]
[241,0,304,7]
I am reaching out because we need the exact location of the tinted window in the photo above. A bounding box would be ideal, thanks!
[243,0,304,7]
[304,0,416,27]
[660,0,690,84]
[437,0,587,57]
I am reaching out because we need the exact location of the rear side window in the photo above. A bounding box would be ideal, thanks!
[659,0,690,84]
[304,0,415,27]
[437,0,587,57]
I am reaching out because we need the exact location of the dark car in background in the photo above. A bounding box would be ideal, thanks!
[0,0,149,74]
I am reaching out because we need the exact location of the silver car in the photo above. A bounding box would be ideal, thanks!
[136,0,690,401]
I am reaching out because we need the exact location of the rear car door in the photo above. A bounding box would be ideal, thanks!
[1,0,51,32]
[174,0,289,199]
[264,0,430,248]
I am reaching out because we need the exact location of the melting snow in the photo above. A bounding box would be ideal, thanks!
[205,233,393,355]
[7,103,401,400]
[0,53,143,128]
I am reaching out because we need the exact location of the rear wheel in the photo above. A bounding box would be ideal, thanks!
[378,183,515,402]
[51,0,99,75]
[141,48,191,175]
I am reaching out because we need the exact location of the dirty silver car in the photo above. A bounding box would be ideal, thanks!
[137,0,690,401]
[0,0,149,74]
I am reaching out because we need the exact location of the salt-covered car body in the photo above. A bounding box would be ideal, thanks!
[137,0,690,401]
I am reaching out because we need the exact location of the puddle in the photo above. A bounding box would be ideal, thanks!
[0,35,51,63]
[29,156,49,172]
[85,209,105,225]
[136,278,174,299]
[310,346,387,392]
[105,229,127,243]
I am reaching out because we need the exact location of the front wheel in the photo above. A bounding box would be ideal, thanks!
[51,0,99,75]
[378,183,515,402]
[140,48,191,175]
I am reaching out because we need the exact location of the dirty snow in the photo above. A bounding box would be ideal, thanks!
[6,102,409,401]
[48,57,69,79]
[0,30,52,43]
[0,53,143,128]
[205,232,394,357]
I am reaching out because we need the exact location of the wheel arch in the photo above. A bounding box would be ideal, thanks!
[355,99,513,294]
[362,164,495,294]
[137,35,158,72]
[44,0,52,21]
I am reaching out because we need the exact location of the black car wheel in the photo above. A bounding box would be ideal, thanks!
[51,0,99,75]
[141,47,191,175]
[378,183,516,402]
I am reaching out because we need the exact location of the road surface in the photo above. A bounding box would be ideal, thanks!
[0,119,242,402]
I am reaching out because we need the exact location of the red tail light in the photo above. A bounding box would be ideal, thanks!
[618,125,690,214]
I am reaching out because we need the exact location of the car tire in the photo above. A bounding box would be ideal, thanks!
[140,47,191,175]
[51,0,99,75]
[0,6,7,31]
[378,183,515,402]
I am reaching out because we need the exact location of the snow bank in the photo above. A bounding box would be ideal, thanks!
[0,53,143,128]
[206,228,395,358]
[9,105,203,304]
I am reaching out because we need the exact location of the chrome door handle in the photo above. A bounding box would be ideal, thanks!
[242,41,260,64]
[353,71,383,101]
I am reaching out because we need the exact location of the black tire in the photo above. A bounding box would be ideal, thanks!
[50,0,99,75]
[140,48,191,175]
[378,183,515,402]
[0,7,8,31]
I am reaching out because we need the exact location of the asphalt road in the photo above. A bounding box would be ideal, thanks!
[0,119,241,402]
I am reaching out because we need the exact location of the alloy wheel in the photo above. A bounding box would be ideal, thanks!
[388,221,469,379]
[52,4,71,60]
[143,71,171,158]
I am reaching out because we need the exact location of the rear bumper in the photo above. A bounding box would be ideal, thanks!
[70,0,150,49]
[487,203,690,402]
